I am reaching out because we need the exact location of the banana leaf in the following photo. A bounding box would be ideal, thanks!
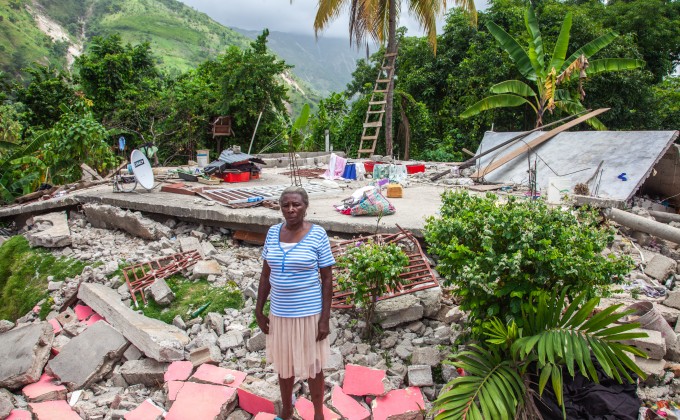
[586,59,645,76]
[460,94,536,118]
[549,12,573,72]
[486,21,535,81]
[561,32,618,72]
[490,80,537,97]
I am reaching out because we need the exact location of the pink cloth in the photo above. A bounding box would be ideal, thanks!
[322,153,347,180]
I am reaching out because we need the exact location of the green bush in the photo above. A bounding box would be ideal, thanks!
[424,191,633,333]
[336,240,409,338]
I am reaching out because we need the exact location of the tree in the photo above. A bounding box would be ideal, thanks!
[314,0,475,157]
[460,6,645,129]
[16,65,77,129]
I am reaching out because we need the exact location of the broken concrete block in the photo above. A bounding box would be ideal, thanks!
[330,386,370,420]
[636,356,666,377]
[192,260,222,279]
[55,308,77,327]
[295,397,340,420]
[25,212,72,248]
[202,241,218,257]
[218,330,244,351]
[51,334,71,355]
[247,331,266,352]
[78,283,189,361]
[413,287,442,318]
[124,398,166,420]
[206,312,225,336]
[28,400,81,420]
[166,381,237,420]
[179,236,202,254]
[74,304,93,321]
[120,359,168,387]
[83,204,171,240]
[654,303,680,325]
[227,409,252,420]
[0,322,54,389]
[148,278,175,306]
[0,389,14,418]
[46,321,129,390]
[665,291,680,310]
[190,364,246,388]
[645,254,677,281]
[622,329,666,359]
[326,348,344,371]
[165,361,194,382]
[411,347,441,367]
[0,319,15,333]
[407,365,433,387]
[375,295,424,328]
[22,373,67,402]
[237,377,282,415]
[343,364,387,396]
[124,344,144,361]
[371,387,426,420]
[189,345,223,366]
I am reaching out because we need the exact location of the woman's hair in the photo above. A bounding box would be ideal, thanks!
[279,186,309,206]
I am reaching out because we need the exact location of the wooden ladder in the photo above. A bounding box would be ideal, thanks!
[357,52,397,158]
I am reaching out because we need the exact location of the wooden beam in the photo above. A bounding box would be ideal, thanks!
[471,108,609,179]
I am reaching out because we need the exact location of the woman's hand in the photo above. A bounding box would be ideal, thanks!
[316,316,330,341]
[256,312,270,334]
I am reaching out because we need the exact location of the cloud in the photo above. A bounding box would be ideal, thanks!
[178,0,487,39]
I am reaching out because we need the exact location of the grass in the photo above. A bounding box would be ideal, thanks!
[139,274,243,324]
[0,235,87,321]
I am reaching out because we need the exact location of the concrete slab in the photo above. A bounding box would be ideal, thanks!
[83,203,171,240]
[28,400,81,420]
[124,399,166,420]
[294,396,340,420]
[330,385,370,420]
[237,377,282,415]
[78,283,189,361]
[190,364,246,388]
[46,320,129,390]
[343,364,387,396]
[166,381,237,420]
[165,361,194,382]
[22,373,67,402]
[375,295,424,329]
[0,322,54,389]
[25,211,72,248]
[371,387,426,420]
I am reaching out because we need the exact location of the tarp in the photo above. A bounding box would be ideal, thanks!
[475,131,679,202]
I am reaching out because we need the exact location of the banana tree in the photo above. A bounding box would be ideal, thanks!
[460,7,645,129]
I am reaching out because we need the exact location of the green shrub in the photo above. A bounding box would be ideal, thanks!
[424,191,633,334]
[336,240,409,338]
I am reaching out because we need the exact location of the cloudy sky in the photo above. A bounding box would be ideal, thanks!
[178,0,487,39]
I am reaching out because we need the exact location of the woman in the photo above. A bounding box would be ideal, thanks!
[256,186,335,420]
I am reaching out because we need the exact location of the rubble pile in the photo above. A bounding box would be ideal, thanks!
[6,202,680,418]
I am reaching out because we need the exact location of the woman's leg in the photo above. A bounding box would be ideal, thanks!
[279,375,295,419]
[308,369,325,420]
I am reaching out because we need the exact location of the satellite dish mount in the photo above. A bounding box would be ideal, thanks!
[113,149,156,193]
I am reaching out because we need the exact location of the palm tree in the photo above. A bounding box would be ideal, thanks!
[314,0,476,156]
[460,7,645,129]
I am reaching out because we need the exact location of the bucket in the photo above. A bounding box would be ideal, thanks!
[197,149,209,168]
[622,301,676,348]
[547,177,572,204]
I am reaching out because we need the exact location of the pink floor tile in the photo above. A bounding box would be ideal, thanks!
[166,381,185,401]
[74,304,94,321]
[6,409,32,420]
[342,364,387,396]
[85,313,104,326]
[22,373,67,402]
[295,396,340,420]
[253,414,277,420]
[48,318,62,334]
[331,385,370,420]
[371,387,425,420]
[124,399,166,420]
[165,381,236,420]
[164,361,194,382]
[190,364,246,388]
[238,387,276,415]
[29,400,81,420]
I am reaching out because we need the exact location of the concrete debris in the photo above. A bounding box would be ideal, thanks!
[411,347,442,367]
[374,294,424,329]
[237,377,282,415]
[246,331,266,352]
[192,259,222,279]
[622,329,667,360]
[78,283,189,361]
[25,212,72,248]
[179,236,202,255]
[46,321,129,390]
[124,398,165,420]
[55,307,77,327]
[0,323,54,389]
[218,331,244,351]
[21,373,67,402]
[83,203,171,240]
[0,319,15,333]
[120,359,168,387]
[413,287,442,318]
[147,278,175,306]
[205,312,225,336]
[645,254,678,281]
[0,389,14,418]
[123,344,144,361]
[189,345,223,366]
[407,365,434,387]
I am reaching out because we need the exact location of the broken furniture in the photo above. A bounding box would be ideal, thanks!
[123,250,201,306]
[203,148,265,183]
[330,226,439,309]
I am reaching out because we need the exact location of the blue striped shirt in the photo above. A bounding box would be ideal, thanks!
[262,223,336,318]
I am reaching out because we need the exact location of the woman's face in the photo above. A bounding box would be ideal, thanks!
[280,193,307,225]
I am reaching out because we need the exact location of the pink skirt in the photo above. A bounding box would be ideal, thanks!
[266,314,330,380]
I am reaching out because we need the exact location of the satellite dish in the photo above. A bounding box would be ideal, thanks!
[130,149,155,190]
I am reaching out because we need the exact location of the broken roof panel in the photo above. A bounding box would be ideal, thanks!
[475,130,679,202]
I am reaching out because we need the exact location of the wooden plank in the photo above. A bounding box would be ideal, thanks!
[471,108,610,179]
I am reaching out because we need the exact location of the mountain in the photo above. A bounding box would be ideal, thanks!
[233,28,368,96]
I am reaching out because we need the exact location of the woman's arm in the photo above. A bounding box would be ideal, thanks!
[317,266,333,341]
[256,261,272,334]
